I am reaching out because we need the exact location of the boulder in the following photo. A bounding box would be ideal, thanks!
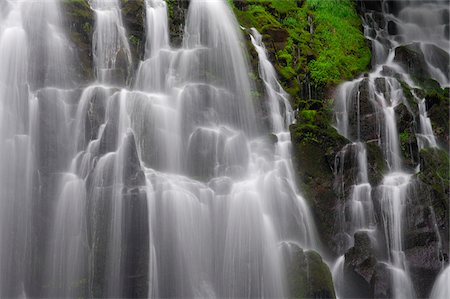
[284,246,336,299]
[394,43,430,82]
[343,232,377,297]
[370,262,393,298]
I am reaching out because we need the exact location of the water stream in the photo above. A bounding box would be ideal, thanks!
[332,1,448,298]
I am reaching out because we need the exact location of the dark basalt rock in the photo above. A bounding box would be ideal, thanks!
[395,102,418,168]
[346,78,380,142]
[61,0,95,83]
[122,132,146,187]
[167,0,190,47]
[402,179,447,297]
[370,262,393,298]
[394,43,430,83]
[387,20,397,35]
[283,246,336,299]
[343,232,377,298]
[120,0,146,65]
[356,0,383,13]
[121,189,150,298]
[421,43,450,81]
[290,122,350,256]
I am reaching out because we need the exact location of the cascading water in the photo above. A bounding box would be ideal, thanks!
[0,0,76,297]
[332,0,449,298]
[0,0,323,297]
[430,266,450,299]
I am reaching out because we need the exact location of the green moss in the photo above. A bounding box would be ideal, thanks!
[366,142,387,185]
[286,248,336,299]
[306,0,371,85]
[233,0,370,99]
[418,148,449,222]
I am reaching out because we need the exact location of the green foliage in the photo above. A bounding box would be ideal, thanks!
[82,22,92,35]
[419,148,450,199]
[129,35,140,46]
[306,0,371,85]
[233,0,371,95]
[286,248,336,299]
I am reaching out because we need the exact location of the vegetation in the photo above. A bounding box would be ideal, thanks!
[232,0,371,97]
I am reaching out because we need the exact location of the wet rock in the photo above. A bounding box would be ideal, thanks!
[366,142,387,185]
[121,0,146,63]
[284,246,336,299]
[356,0,382,13]
[425,87,449,146]
[37,89,72,173]
[421,43,450,81]
[348,78,379,142]
[61,0,95,82]
[370,262,392,298]
[265,27,289,51]
[167,0,190,47]
[121,189,150,298]
[98,121,119,156]
[290,122,349,256]
[387,20,397,35]
[394,43,430,82]
[343,232,377,297]
[372,12,385,29]
[122,132,146,187]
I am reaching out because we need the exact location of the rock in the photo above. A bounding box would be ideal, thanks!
[366,142,387,185]
[421,43,450,81]
[167,0,190,47]
[372,12,385,29]
[283,246,336,299]
[394,43,430,82]
[387,20,397,35]
[356,0,383,13]
[121,189,150,298]
[403,178,447,298]
[425,87,449,146]
[120,0,146,64]
[417,148,449,255]
[290,122,350,256]
[122,132,146,187]
[265,27,289,50]
[61,0,95,82]
[343,232,377,297]
[346,78,379,142]
[370,263,393,298]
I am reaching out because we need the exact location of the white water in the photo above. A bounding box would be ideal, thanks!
[0,0,321,297]
[430,266,450,299]
[332,0,449,298]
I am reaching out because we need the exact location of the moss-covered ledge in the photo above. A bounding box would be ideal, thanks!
[232,0,371,100]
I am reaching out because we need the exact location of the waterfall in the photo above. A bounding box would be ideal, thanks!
[0,0,323,297]
[430,266,450,299]
[332,0,449,298]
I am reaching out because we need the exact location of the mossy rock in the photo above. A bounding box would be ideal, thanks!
[284,247,336,299]
[290,121,349,255]
[121,0,146,63]
[425,87,449,146]
[233,0,371,100]
[366,142,387,185]
[61,0,95,82]
[394,43,430,83]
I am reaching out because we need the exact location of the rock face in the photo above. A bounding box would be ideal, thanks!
[284,246,336,299]
[61,0,95,82]
[394,43,430,82]
[290,121,349,255]
[343,232,378,298]
[120,0,146,66]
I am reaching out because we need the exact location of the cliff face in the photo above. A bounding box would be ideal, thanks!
[233,1,449,298]
[37,0,449,298]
